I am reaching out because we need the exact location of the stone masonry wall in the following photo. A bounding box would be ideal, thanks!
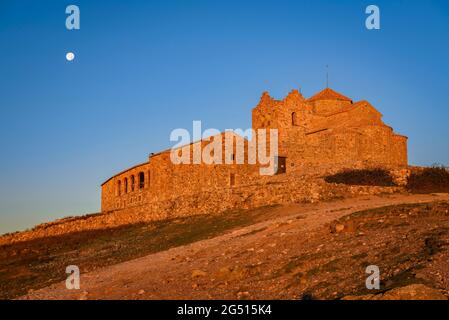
[101,87,408,221]
[1,173,404,246]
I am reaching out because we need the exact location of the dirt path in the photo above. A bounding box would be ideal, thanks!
[19,193,449,300]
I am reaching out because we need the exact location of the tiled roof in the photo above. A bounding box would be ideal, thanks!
[307,88,352,103]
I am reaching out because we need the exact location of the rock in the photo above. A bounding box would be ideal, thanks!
[335,224,345,233]
[138,289,145,295]
[237,291,250,299]
[381,284,446,300]
[343,284,447,300]
[78,291,89,300]
[217,267,232,277]
[191,269,207,278]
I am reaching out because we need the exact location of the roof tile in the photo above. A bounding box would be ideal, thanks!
[307,88,352,103]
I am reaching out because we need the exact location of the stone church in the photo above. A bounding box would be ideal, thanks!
[101,87,407,213]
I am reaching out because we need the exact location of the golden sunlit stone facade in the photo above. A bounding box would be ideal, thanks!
[101,87,407,215]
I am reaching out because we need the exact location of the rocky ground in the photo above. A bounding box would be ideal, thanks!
[3,193,449,300]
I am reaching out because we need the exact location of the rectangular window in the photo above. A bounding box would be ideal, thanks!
[276,157,287,175]
[230,173,236,186]
[139,172,145,189]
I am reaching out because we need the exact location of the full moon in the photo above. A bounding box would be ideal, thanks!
[66,52,75,61]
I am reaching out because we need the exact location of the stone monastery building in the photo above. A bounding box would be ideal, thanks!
[101,88,407,214]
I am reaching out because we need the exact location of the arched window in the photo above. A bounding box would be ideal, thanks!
[117,180,121,196]
[139,172,145,189]
[131,175,135,192]
[292,112,298,126]
[124,178,128,193]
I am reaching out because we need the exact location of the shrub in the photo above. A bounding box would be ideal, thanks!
[407,165,449,194]
[324,168,396,187]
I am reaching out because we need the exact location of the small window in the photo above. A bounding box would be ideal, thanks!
[117,180,121,196]
[131,175,135,191]
[124,178,128,193]
[148,170,151,187]
[230,173,236,186]
[292,112,298,126]
[276,157,287,174]
[139,172,145,189]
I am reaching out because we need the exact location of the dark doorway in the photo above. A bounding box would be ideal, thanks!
[276,157,287,174]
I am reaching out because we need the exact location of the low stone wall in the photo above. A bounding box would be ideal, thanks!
[0,173,403,246]
[389,168,411,186]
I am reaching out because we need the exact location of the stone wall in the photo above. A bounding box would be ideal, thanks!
[101,87,408,218]
[101,133,259,212]
[1,173,403,246]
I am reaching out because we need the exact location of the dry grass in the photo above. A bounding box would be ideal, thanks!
[0,205,279,299]
[407,165,449,194]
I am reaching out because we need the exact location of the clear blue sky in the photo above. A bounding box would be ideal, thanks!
[1,0,449,234]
